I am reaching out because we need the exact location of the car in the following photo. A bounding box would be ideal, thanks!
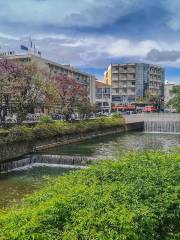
[143,106,157,112]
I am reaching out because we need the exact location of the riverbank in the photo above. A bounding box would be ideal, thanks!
[0,116,144,163]
[0,149,179,239]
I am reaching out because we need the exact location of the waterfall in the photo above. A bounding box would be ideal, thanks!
[144,121,180,133]
[0,155,97,173]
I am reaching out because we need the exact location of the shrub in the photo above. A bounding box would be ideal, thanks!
[0,151,179,240]
[39,115,53,124]
[33,123,58,140]
[6,125,34,143]
[111,112,123,118]
[1,116,125,144]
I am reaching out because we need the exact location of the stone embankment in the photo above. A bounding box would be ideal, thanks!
[0,122,144,165]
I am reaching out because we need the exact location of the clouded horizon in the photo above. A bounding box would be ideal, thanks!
[0,0,180,82]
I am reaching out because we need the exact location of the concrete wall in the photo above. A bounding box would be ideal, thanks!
[0,142,33,163]
[0,122,144,163]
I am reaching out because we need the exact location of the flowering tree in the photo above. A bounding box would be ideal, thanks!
[51,74,91,120]
[0,59,22,122]
[0,58,93,123]
[0,58,58,123]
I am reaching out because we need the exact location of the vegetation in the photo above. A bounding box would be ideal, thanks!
[0,58,95,124]
[167,85,180,112]
[0,150,179,240]
[2,115,124,145]
[51,74,94,120]
[0,59,58,123]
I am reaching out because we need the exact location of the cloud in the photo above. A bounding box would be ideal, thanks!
[0,0,180,82]
[0,0,146,35]
[146,49,180,62]
[0,32,19,40]
[164,0,180,30]
[106,39,159,57]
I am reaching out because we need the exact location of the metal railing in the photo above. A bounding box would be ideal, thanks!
[124,113,180,123]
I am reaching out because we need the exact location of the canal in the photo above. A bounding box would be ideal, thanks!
[0,131,179,208]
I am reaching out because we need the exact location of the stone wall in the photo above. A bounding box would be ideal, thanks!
[0,142,33,163]
[0,122,144,163]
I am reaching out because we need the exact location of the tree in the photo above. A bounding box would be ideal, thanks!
[136,90,163,111]
[0,58,58,123]
[167,85,180,112]
[78,99,96,119]
[0,58,23,122]
[51,73,91,120]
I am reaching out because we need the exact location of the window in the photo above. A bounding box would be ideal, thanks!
[96,88,102,94]
[103,88,110,94]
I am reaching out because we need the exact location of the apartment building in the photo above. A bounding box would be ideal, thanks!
[104,63,165,105]
[96,81,111,113]
[2,54,96,104]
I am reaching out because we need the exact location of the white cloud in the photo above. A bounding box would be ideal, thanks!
[0,32,19,40]
[2,31,180,70]
[106,39,160,57]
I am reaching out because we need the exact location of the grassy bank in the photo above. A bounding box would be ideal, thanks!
[0,150,179,240]
[0,116,125,145]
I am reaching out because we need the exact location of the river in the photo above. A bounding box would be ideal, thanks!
[0,131,179,208]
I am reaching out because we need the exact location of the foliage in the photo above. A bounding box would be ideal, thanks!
[51,74,91,119]
[167,85,180,112]
[39,115,53,124]
[3,116,124,144]
[78,100,96,119]
[6,125,34,143]
[111,112,123,118]
[0,58,59,123]
[0,151,179,239]
[0,58,22,122]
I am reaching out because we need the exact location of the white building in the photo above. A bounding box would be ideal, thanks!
[96,81,111,113]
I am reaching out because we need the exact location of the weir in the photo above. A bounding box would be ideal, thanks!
[0,155,97,173]
[144,121,180,133]
[124,113,180,133]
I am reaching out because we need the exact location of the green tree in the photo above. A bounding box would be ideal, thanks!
[78,99,96,119]
[167,85,180,112]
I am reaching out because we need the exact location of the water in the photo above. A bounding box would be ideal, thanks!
[0,131,179,208]
[144,121,180,133]
[41,131,180,159]
[0,166,71,208]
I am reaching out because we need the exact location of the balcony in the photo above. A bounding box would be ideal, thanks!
[127,85,136,88]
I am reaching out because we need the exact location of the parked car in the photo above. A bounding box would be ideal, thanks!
[143,106,157,112]
[5,114,17,123]
[26,113,42,122]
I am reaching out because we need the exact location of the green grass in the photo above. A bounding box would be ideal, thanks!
[0,150,179,240]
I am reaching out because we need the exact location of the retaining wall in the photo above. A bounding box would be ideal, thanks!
[0,122,144,163]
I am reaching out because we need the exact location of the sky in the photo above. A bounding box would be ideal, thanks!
[0,0,180,82]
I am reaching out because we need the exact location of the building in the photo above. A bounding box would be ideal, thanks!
[96,81,111,113]
[2,53,96,104]
[104,63,165,107]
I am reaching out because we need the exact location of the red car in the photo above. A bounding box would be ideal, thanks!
[143,106,157,112]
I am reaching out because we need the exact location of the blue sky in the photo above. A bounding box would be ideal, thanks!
[0,0,180,82]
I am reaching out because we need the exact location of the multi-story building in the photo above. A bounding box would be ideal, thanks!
[96,81,111,113]
[104,63,165,106]
[2,53,96,104]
